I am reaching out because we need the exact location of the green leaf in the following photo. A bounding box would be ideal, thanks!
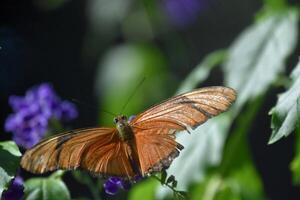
[263,0,287,11]
[72,171,102,200]
[269,61,300,144]
[176,50,227,94]
[190,170,263,200]
[24,177,70,200]
[189,175,241,200]
[72,171,94,186]
[220,97,265,200]
[157,113,233,198]
[0,141,21,197]
[128,178,158,200]
[220,97,264,175]
[291,126,300,184]
[189,97,265,200]
[223,9,298,110]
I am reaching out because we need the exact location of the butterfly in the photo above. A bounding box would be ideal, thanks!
[21,86,236,179]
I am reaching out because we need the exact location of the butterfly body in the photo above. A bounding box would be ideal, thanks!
[114,115,134,141]
[21,86,237,179]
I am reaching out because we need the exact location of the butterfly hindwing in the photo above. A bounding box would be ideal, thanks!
[133,127,183,175]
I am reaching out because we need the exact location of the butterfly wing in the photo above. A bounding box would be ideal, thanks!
[21,127,136,178]
[130,86,236,174]
[133,128,184,175]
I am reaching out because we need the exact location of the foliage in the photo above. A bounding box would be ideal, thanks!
[0,141,21,197]
[24,171,70,200]
[223,8,298,109]
[269,61,300,144]
[269,60,300,184]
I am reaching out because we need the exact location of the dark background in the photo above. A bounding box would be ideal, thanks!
[1,0,300,199]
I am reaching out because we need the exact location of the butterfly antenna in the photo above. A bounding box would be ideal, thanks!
[71,99,116,117]
[120,77,146,114]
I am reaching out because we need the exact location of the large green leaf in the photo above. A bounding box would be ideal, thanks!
[269,61,300,143]
[189,97,265,200]
[24,176,70,200]
[0,141,22,197]
[223,9,298,110]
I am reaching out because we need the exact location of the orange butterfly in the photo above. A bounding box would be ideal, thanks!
[21,86,236,179]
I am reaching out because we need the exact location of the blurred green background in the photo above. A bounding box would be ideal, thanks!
[1,0,300,199]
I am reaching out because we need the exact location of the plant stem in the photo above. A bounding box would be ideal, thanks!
[152,175,186,199]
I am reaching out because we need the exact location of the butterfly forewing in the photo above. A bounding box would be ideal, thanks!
[130,86,236,131]
[20,127,135,177]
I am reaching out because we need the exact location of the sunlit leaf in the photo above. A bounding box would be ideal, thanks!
[269,60,300,144]
[0,141,21,197]
[156,114,233,199]
[223,9,298,110]
[24,177,70,200]
[128,178,158,200]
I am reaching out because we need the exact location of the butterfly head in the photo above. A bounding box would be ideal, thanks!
[114,115,133,140]
[113,115,128,125]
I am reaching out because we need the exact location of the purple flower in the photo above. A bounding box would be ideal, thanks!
[104,177,123,195]
[103,177,133,195]
[2,176,24,200]
[103,175,142,195]
[4,83,78,149]
[162,0,207,28]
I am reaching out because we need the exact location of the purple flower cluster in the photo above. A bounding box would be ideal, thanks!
[2,176,24,200]
[103,177,131,195]
[5,83,78,149]
[162,0,207,28]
